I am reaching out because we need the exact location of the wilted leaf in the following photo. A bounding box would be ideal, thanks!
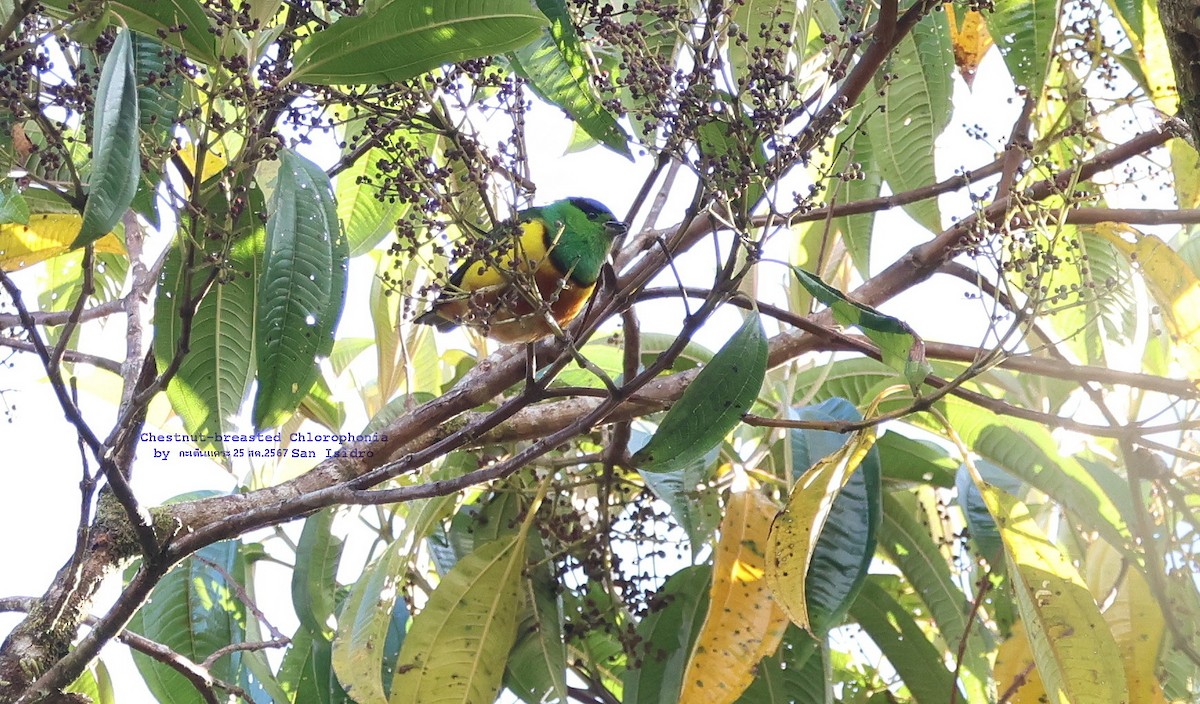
[945,3,993,85]
[1095,223,1200,377]
[994,620,1048,704]
[0,214,124,271]
[679,489,787,704]
[970,477,1127,704]
[766,425,878,630]
[1085,540,1168,704]
[787,398,882,635]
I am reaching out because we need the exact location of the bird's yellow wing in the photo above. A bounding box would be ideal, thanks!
[452,218,556,292]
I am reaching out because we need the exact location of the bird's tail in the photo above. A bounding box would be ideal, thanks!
[414,309,458,332]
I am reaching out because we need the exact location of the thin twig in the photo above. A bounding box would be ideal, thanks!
[0,336,121,373]
[0,269,158,558]
[948,570,992,704]
[0,298,124,330]
[193,555,289,642]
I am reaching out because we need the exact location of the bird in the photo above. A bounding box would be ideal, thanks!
[414,197,626,343]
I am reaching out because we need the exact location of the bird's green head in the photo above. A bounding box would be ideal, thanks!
[538,197,626,241]
[564,197,627,238]
[535,197,626,285]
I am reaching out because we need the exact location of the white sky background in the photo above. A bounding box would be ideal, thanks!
[0,34,1169,700]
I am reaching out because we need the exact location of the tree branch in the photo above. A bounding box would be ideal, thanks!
[0,337,121,373]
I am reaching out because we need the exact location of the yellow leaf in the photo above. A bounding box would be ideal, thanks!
[973,480,1128,704]
[766,426,878,630]
[1138,0,1178,113]
[994,621,1050,704]
[944,3,993,86]
[177,144,228,185]
[1170,140,1200,210]
[1085,540,1168,704]
[680,489,788,704]
[0,214,125,271]
[1094,223,1200,377]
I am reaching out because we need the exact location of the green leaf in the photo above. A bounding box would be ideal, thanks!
[639,332,714,372]
[621,565,711,704]
[937,396,1131,550]
[330,337,373,377]
[65,660,115,704]
[988,0,1059,93]
[849,576,960,704]
[954,458,1025,562]
[552,341,626,388]
[288,0,549,85]
[508,0,631,158]
[280,625,350,704]
[567,584,627,691]
[239,551,294,704]
[252,150,348,430]
[153,188,263,463]
[0,185,30,224]
[767,418,878,631]
[791,267,930,391]
[389,534,527,704]
[633,310,768,472]
[637,438,720,559]
[446,491,523,563]
[504,569,569,704]
[128,31,182,230]
[874,431,956,487]
[332,539,408,704]
[1105,0,1144,45]
[378,597,410,699]
[1037,226,1136,365]
[40,0,218,64]
[789,398,881,635]
[127,541,247,704]
[293,508,344,641]
[879,491,992,703]
[76,29,141,248]
[727,0,799,82]
[862,13,951,233]
[735,626,825,704]
[696,109,767,213]
[335,126,423,257]
[299,368,347,432]
[828,116,882,276]
[791,357,898,406]
[131,32,184,148]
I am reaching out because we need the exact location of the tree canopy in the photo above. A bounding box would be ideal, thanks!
[1,0,1198,702]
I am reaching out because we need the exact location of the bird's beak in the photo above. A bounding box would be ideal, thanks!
[605,221,628,236]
